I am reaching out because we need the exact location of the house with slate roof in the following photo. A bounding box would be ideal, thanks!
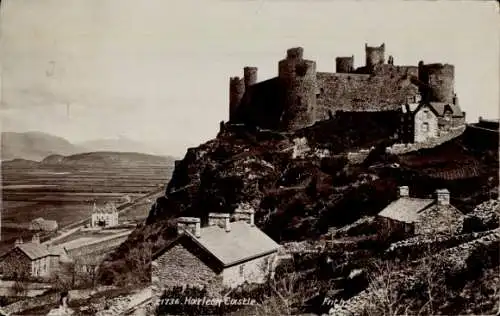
[0,234,61,279]
[151,208,280,297]
[378,186,464,237]
[91,202,119,228]
[399,95,466,143]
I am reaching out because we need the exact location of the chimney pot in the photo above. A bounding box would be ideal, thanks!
[233,205,255,226]
[15,237,23,245]
[398,186,409,198]
[435,188,450,206]
[176,217,201,237]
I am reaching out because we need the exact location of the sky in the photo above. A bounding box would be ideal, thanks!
[1,0,499,156]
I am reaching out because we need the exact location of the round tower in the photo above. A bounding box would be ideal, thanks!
[365,43,385,70]
[229,76,245,121]
[243,67,258,89]
[278,47,317,131]
[419,63,454,103]
[336,56,354,73]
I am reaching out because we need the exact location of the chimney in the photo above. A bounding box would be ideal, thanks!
[398,186,409,198]
[32,233,40,244]
[435,189,450,206]
[233,205,255,227]
[208,213,231,232]
[176,217,201,238]
[15,237,23,246]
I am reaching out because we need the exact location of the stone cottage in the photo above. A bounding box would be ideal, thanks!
[0,235,61,279]
[152,209,280,298]
[29,217,58,232]
[399,97,465,143]
[377,186,464,237]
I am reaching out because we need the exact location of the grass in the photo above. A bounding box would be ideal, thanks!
[0,163,172,254]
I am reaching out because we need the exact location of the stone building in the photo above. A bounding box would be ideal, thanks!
[0,235,61,279]
[91,202,119,228]
[399,97,466,143]
[377,186,464,237]
[228,43,457,132]
[29,217,58,232]
[152,210,280,299]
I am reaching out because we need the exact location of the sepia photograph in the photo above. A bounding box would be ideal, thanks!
[0,0,499,315]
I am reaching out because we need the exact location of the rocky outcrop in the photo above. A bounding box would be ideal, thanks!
[100,114,498,287]
[462,199,500,233]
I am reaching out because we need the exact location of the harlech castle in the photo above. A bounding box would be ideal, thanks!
[228,43,465,142]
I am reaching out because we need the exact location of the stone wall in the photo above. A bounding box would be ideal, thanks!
[315,68,419,121]
[1,247,31,278]
[386,125,466,155]
[346,147,374,164]
[66,231,131,259]
[385,230,495,259]
[415,205,464,236]
[152,242,222,297]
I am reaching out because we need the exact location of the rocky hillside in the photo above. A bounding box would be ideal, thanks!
[99,112,498,287]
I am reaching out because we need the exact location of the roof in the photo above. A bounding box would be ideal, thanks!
[92,202,117,214]
[16,242,50,260]
[30,219,58,231]
[378,197,434,223]
[157,221,280,268]
[427,102,464,117]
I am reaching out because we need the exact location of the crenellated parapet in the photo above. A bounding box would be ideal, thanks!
[227,43,459,132]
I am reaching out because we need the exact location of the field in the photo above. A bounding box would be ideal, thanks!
[1,161,173,252]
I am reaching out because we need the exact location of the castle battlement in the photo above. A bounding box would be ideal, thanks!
[228,44,457,131]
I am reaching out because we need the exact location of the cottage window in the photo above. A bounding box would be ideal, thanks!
[239,264,244,276]
[422,122,429,132]
[423,109,432,119]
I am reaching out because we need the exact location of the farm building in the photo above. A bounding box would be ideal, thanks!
[152,209,280,297]
[91,202,119,228]
[0,235,61,279]
[29,217,58,232]
[377,186,464,237]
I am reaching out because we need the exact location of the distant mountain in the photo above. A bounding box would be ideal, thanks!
[41,151,176,166]
[1,131,84,161]
[1,132,179,162]
[77,137,174,157]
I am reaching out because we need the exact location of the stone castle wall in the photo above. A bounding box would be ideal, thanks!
[315,67,419,121]
[229,45,455,132]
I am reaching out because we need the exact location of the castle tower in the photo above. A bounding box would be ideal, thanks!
[278,47,318,131]
[229,76,245,121]
[418,62,455,103]
[365,43,385,70]
[336,56,354,73]
[243,66,258,89]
